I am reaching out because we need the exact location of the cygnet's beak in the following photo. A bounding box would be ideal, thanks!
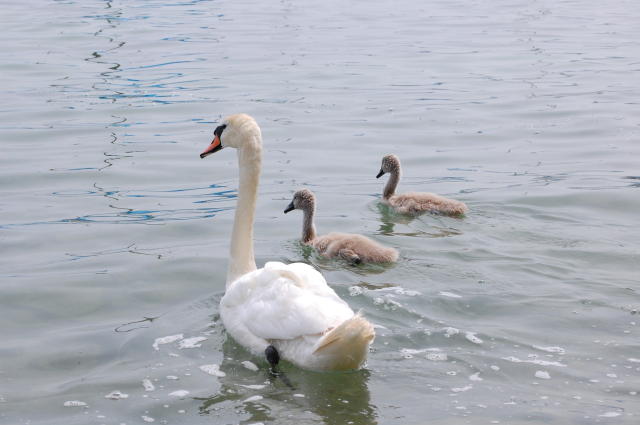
[284,201,295,214]
[200,135,223,158]
[376,169,385,178]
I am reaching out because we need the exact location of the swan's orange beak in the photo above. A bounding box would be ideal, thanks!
[200,135,222,158]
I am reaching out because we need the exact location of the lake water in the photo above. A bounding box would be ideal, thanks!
[1,0,639,424]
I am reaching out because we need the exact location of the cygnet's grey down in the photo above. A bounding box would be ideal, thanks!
[284,189,399,264]
[376,154,468,216]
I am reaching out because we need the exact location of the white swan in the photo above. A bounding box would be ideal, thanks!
[284,189,399,263]
[200,114,375,371]
[377,154,469,216]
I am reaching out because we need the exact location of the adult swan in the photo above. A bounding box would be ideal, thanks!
[200,114,375,371]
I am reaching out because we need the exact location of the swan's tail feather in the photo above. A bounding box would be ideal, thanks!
[313,312,375,370]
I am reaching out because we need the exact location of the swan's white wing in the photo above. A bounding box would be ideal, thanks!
[221,262,353,341]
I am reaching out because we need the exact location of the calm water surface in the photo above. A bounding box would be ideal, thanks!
[1,0,639,424]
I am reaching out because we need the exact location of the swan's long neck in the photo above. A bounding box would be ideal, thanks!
[227,142,261,286]
[301,205,317,243]
[383,169,400,199]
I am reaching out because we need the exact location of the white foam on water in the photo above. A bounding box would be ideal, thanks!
[439,291,462,298]
[400,350,415,359]
[153,334,183,351]
[442,327,459,337]
[502,356,566,367]
[451,385,473,393]
[490,365,500,371]
[628,358,640,363]
[400,348,447,362]
[178,337,207,349]
[142,379,155,392]
[105,391,129,400]
[373,296,401,310]
[394,288,421,296]
[293,393,305,398]
[349,286,363,296]
[533,345,566,355]
[400,347,436,359]
[244,395,264,403]
[598,412,621,417]
[239,384,266,390]
[241,361,259,371]
[142,415,155,422]
[469,372,482,381]
[166,375,179,380]
[426,350,448,362]
[532,359,565,367]
[63,400,87,407]
[199,364,226,377]
[169,390,189,398]
[465,332,483,344]
[400,347,430,355]
[535,370,551,380]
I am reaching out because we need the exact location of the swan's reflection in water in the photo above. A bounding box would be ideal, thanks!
[376,202,463,238]
[197,338,377,424]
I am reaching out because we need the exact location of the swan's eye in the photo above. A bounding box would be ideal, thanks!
[214,124,227,138]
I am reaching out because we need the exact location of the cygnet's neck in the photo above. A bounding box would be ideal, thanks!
[301,204,317,243]
[227,141,261,286]
[383,167,400,199]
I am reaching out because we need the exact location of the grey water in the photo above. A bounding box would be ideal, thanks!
[1,0,639,424]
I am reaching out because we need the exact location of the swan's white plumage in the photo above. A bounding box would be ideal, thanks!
[202,114,374,371]
[220,261,371,371]
[221,261,352,342]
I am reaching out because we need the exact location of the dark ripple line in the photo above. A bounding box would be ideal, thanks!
[51,186,236,199]
[127,59,206,70]
[0,207,233,229]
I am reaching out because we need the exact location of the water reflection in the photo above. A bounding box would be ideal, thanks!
[376,202,417,236]
[624,176,640,188]
[375,202,463,238]
[197,338,377,424]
